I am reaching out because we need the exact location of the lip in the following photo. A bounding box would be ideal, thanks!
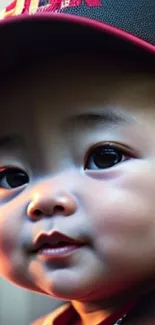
[37,243,82,260]
[31,230,85,259]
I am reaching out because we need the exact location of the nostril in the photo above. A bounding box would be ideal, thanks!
[34,206,65,218]
[27,194,77,220]
[35,209,42,217]
[53,205,65,214]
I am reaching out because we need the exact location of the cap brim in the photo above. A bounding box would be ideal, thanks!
[0,12,155,73]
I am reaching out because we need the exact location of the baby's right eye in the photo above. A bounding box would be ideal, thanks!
[0,168,29,189]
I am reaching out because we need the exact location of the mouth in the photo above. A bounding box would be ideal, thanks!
[31,231,85,260]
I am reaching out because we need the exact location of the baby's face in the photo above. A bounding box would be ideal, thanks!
[0,58,155,302]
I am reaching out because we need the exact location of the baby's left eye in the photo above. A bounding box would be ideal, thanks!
[84,144,129,170]
[0,168,29,189]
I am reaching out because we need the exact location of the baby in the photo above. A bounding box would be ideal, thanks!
[0,0,155,324]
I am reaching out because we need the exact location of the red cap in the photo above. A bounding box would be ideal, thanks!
[0,0,155,71]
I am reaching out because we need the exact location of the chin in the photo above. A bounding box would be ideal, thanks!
[47,275,98,302]
[28,260,104,300]
[47,282,82,301]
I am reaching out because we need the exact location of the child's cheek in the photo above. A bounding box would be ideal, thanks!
[89,161,155,276]
[103,160,155,232]
[0,200,24,267]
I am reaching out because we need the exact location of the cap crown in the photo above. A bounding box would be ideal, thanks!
[1,0,155,46]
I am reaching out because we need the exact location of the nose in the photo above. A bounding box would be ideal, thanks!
[27,183,77,220]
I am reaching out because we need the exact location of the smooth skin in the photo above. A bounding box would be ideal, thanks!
[0,56,155,324]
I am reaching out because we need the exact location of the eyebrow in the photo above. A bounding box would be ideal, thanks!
[67,108,135,130]
[0,134,25,150]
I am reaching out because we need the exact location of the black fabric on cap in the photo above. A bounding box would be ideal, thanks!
[50,0,155,45]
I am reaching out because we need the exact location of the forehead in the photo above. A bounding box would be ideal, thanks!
[1,53,155,126]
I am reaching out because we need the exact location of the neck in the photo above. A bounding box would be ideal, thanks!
[72,301,111,325]
[72,295,130,325]
[71,279,155,325]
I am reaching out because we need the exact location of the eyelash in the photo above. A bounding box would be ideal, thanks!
[0,142,136,190]
[84,142,136,170]
[0,167,29,189]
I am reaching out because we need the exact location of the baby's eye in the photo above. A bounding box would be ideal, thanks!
[0,168,29,189]
[84,144,130,170]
